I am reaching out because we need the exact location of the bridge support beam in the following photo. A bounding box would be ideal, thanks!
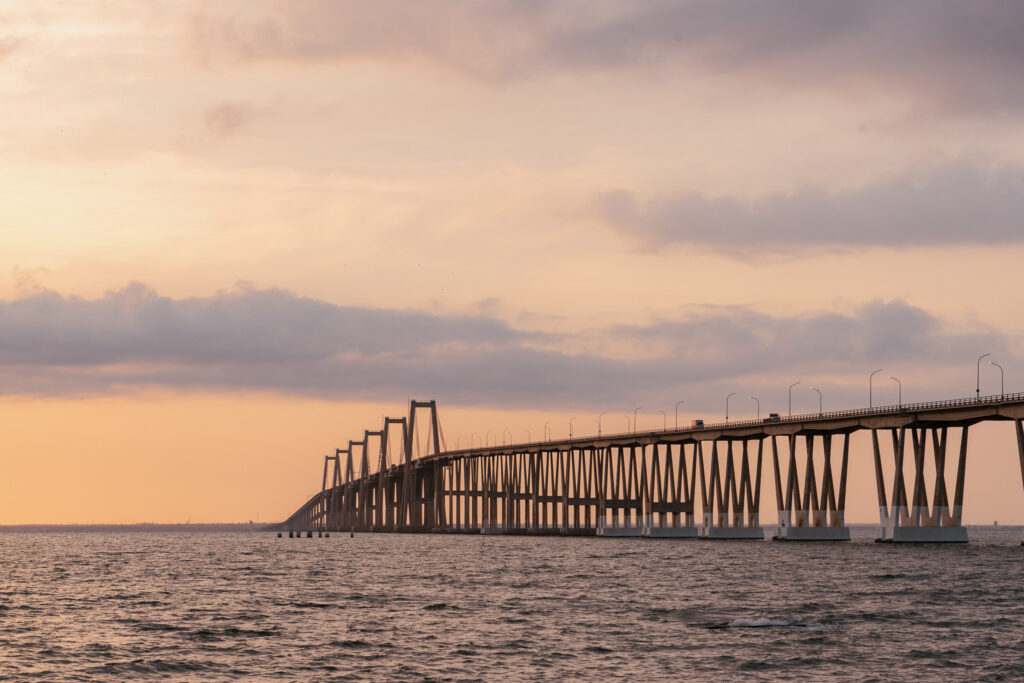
[1016,419,1024,545]
[598,446,645,536]
[772,433,851,541]
[698,439,764,539]
[643,442,699,537]
[873,426,969,542]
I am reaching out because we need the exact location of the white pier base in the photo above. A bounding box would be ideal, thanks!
[774,525,850,541]
[643,526,700,538]
[878,525,968,543]
[700,526,764,539]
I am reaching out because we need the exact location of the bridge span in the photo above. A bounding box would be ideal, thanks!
[277,395,1024,542]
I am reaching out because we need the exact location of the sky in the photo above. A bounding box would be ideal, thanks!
[2,1,1024,524]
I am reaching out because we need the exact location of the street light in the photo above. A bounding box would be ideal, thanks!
[568,417,576,439]
[810,386,822,415]
[990,360,1005,397]
[750,395,760,420]
[977,353,990,400]
[869,368,883,408]
[623,414,631,433]
[633,406,642,434]
[725,392,736,421]
[485,430,493,447]
[675,400,686,429]
[471,433,479,448]
[890,376,902,408]
[657,409,667,430]
[788,381,800,417]
[526,429,531,443]
[502,427,511,445]
[544,421,551,442]
[597,411,608,436]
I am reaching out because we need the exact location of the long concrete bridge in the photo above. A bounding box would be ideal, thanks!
[276,394,1024,542]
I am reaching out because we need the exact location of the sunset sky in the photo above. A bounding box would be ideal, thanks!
[2,1,1024,524]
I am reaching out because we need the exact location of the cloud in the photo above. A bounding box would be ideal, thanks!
[597,163,1024,252]
[0,284,1008,410]
[186,1,1024,112]
[204,101,255,136]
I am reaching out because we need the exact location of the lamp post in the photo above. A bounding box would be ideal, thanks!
[502,427,511,445]
[568,417,576,439]
[750,395,760,420]
[675,400,686,429]
[977,353,990,400]
[633,406,642,434]
[526,429,531,443]
[990,360,1004,397]
[869,368,883,408]
[471,433,479,448]
[623,414,631,433]
[657,409,667,430]
[597,411,608,436]
[810,386,822,416]
[485,430,493,447]
[544,421,551,442]
[890,376,901,408]
[788,381,800,417]
[726,392,736,422]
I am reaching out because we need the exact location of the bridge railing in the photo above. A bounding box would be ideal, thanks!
[442,391,1024,454]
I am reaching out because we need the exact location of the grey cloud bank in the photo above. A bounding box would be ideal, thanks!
[189,1,1024,111]
[598,163,1024,251]
[0,284,1007,410]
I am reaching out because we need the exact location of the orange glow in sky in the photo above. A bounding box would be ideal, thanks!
[1,3,1023,523]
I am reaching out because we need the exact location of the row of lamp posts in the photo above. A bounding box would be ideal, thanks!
[457,355,1006,449]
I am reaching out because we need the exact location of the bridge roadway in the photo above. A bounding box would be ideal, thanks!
[278,394,1024,542]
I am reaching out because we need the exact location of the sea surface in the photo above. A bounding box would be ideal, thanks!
[1,528,1023,681]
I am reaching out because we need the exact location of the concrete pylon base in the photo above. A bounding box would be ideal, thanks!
[597,526,644,537]
[701,526,764,539]
[877,526,968,543]
[643,526,700,538]
[561,527,597,536]
[773,525,850,541]
[480,526,503,534]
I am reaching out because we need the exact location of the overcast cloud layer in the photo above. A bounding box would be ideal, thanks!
[598,163,1024,251]
[191,1,1024,112]
[0,284,1008,410]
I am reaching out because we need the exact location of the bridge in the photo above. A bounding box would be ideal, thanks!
[276,395,1024,542]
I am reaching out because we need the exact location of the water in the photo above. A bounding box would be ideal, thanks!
[2,529,1023,680]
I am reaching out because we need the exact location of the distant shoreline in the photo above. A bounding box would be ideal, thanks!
[0,523,279,533]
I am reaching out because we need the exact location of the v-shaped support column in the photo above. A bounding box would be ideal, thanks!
[873,426,969,542]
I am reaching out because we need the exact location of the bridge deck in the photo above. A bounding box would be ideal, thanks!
[437,393,1024,460]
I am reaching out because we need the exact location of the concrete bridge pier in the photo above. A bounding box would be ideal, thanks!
[772,433,851,541]
[643,442,700,538]
[698,439,764,539]
[598,446,645,536]
[1015,419,1024,545]
[873,425,969,542]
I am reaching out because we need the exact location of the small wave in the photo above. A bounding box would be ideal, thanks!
[585,645,614,653]
[136,622,186,632]
[729,617,801,628]
[221,627,277,637]
[291,601,335,609]
[330,639,370,648]
[423,602,450,611]
[718,617,836,631]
